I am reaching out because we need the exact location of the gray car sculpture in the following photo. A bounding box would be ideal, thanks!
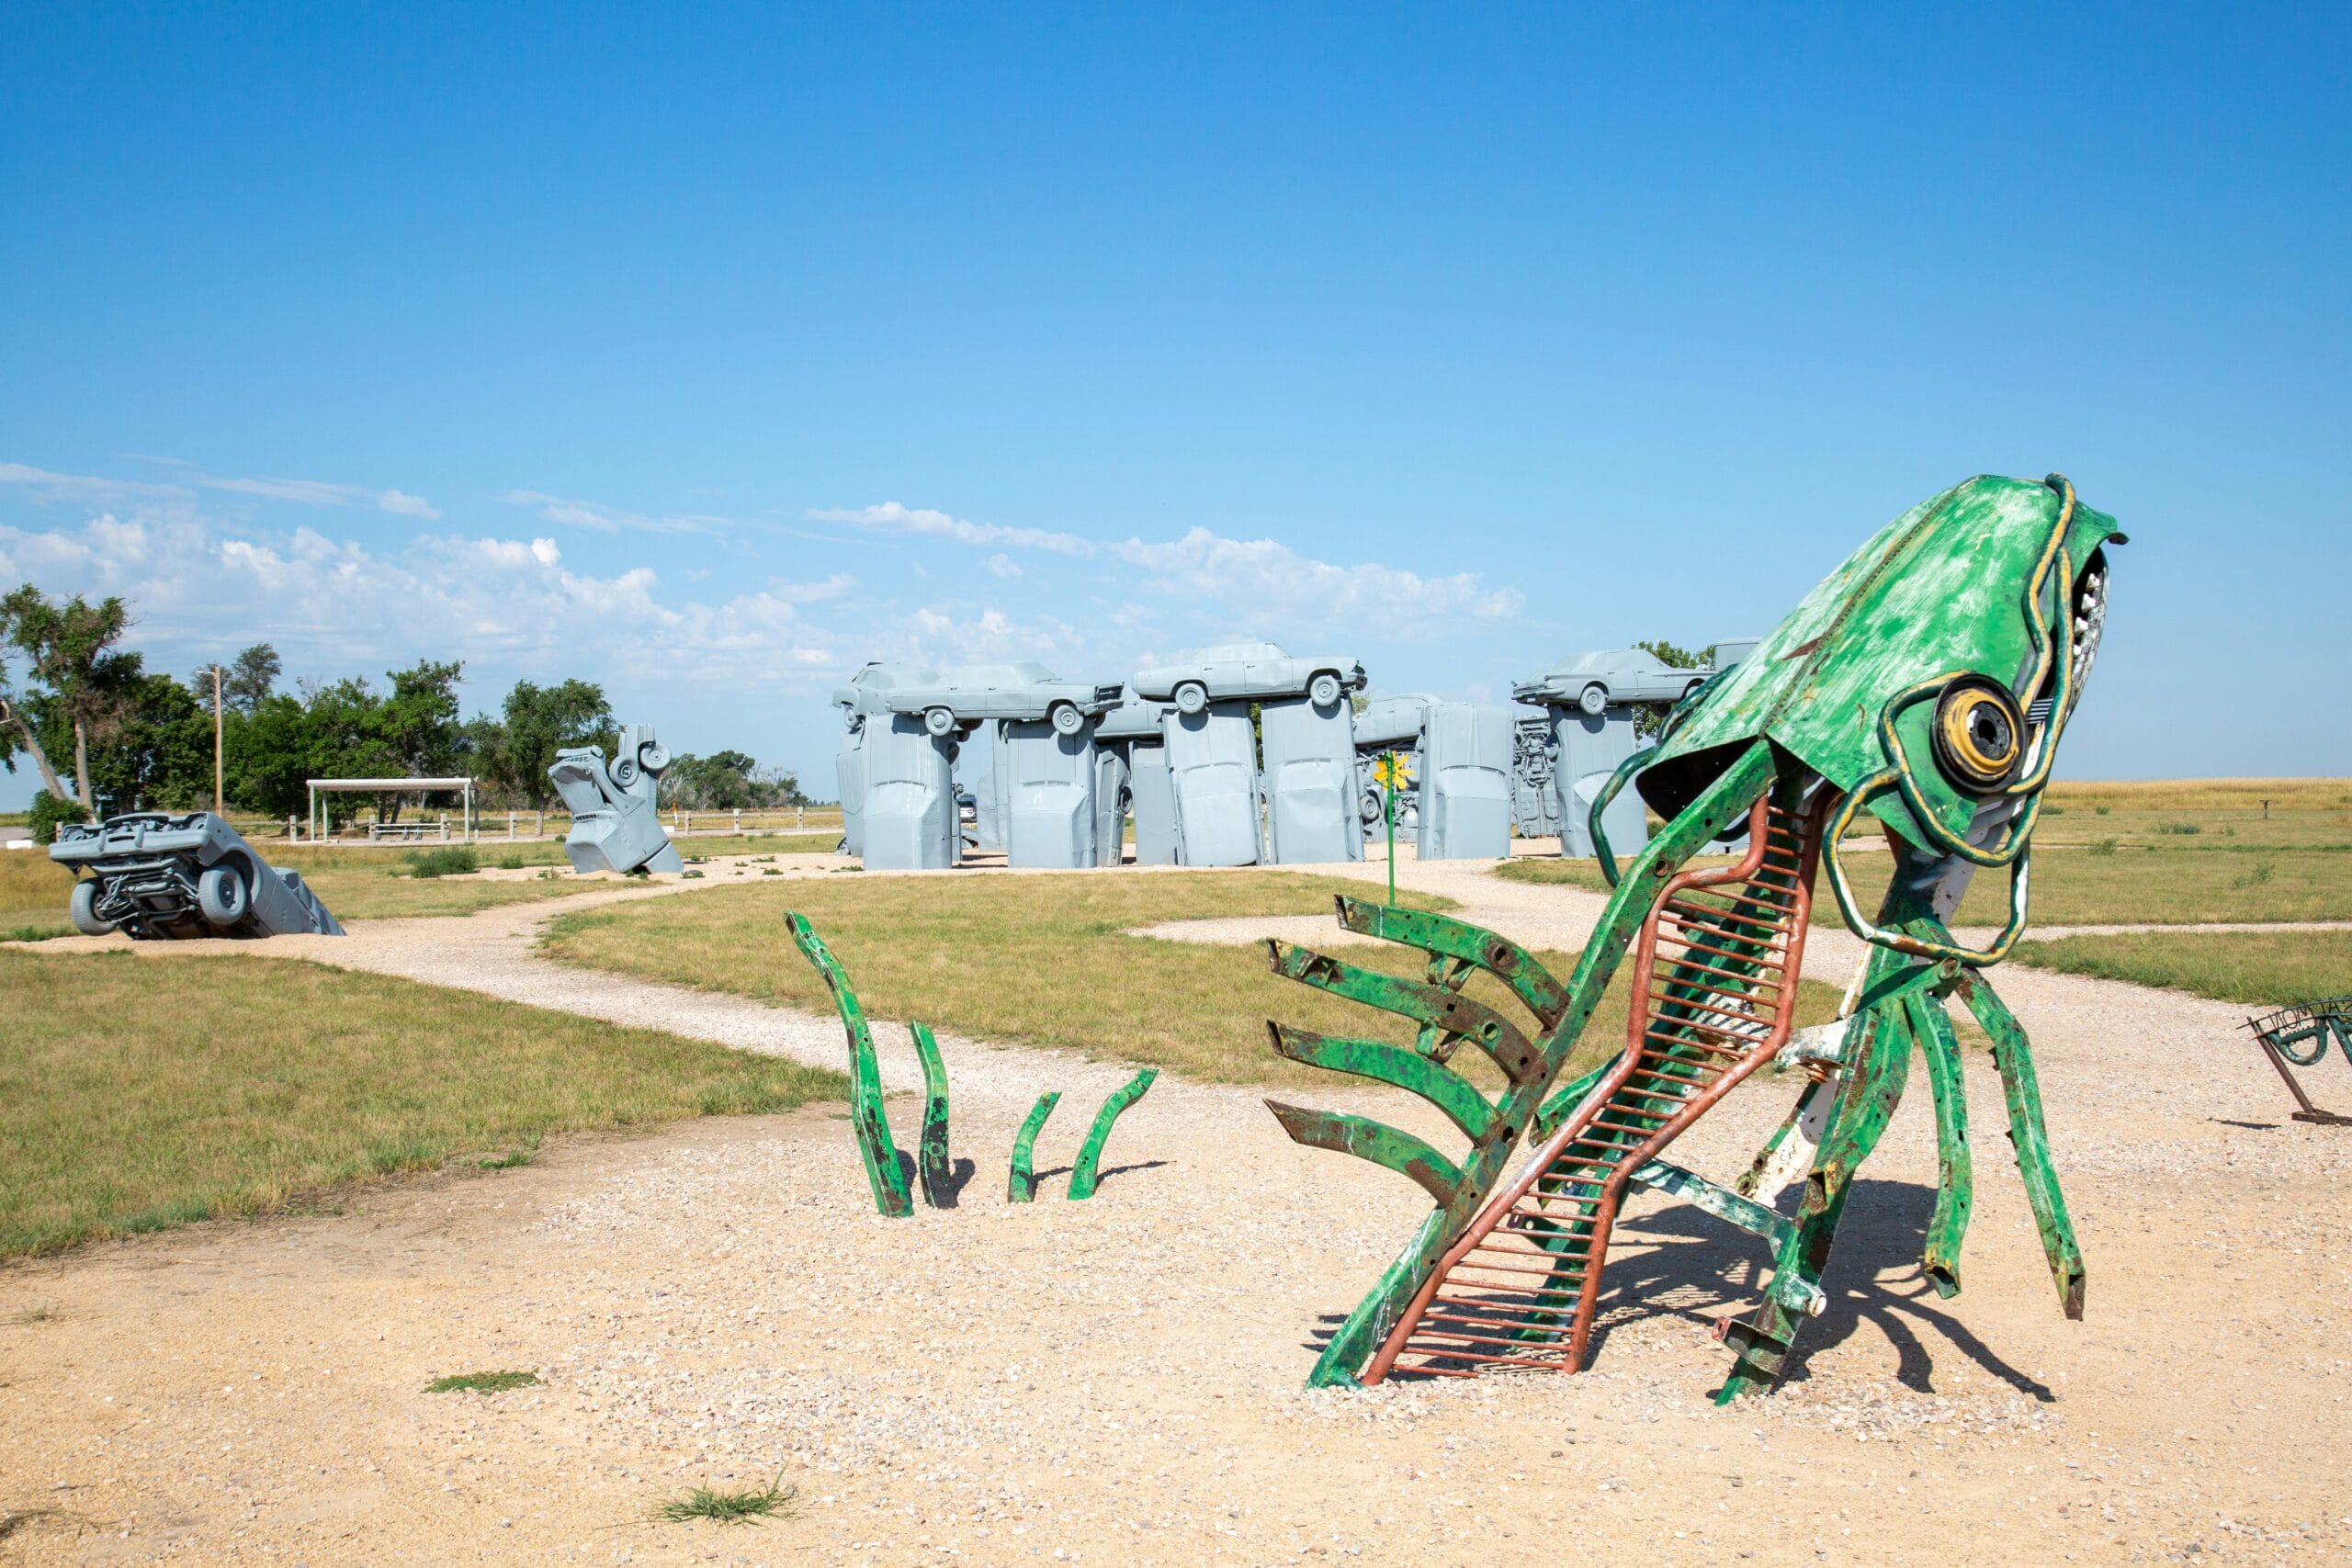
[548,723,685,874]
[1130,641,1366,716]
[51,811,345,938]
[888,661,1124,739]
[1515,647,1713,716]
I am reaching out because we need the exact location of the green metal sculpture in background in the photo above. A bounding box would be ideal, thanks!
[1267,474,2123,1399]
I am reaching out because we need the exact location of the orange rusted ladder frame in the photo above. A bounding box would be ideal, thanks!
[1363,791,1826,1382]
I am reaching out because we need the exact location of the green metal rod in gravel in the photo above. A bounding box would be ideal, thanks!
[1007,1091,1060,1203]
[1068,1068,1159,1201]
[910,1021,953,1208]
[786,912,914,1219]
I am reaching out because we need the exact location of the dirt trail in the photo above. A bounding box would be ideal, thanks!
[5,858,2349,1565]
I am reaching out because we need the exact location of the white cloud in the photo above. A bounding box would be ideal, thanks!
[1115,526,1522,635]
[201,473,442,519]
[502,490,729,536]
[809,502,1093,557]
[0,504,844,692]
[379,490,440,519]
[984,553,1022,580]
[0,462,193,505]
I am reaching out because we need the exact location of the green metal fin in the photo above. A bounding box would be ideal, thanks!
[910,1021,954,1209]
[1263,1100,1463,1205]
[1266,941,1542,1082]
[1008,1091,1059,1204]
[786,912,913,1219]
[1267,1022,1494,1140]
[1330,898,1572,1027]
[1068,1069,1159,1201]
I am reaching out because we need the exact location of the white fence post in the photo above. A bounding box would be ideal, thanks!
[508,809,516,840]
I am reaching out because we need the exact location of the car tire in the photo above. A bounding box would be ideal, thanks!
[924,705,957,738]
[639,743,670,773]
[613,756,639,787]
[1578,682,1609,716]
[1050,702,1085,736]
[1683,678,1707,701]
[1173,682,1208,716]
[197,863,249,929]
[69,878,114,936]
[1308,671,1342,708]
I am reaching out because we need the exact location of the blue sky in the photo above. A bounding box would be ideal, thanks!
[4,3,2346,807]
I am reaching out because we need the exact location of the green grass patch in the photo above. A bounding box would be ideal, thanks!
[401,846,481,878]
[542,870,1844,1088]
[0,950,845,1256]
[425,1370,540,1395]
[2012,930,2352,1006]
[1498,838,2352,926]
[654,1475,797,1527]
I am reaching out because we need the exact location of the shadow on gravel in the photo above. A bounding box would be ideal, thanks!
[1296,1177,2054,1401]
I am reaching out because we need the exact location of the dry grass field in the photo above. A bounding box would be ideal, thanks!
[541,870,1846,1089]
[0,948,844,1257]
[2013,929,2352,1007]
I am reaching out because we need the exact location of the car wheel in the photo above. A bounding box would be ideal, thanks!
[639,742,670,773]
[1578,682,1609,716]
[1683,678,1707,701]
[1308,671,1343,708]
[924,705,957,737]
[1173,682,1208,716]
[1050,701,1085,736]
[69,878,114,936]
[613,756,639,787]
[197,863,249,929]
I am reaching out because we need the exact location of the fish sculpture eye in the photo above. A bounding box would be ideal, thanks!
[1931,675,2026,792]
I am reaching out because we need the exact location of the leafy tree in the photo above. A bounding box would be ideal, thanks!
[1631,639,1719,737]
[75,672,211,814]
[664,750,807,810]
[481,678,614,811]
[26,787,80,846]
[220,639,282,715]
[1,584,141,812]
[0,636,70,805]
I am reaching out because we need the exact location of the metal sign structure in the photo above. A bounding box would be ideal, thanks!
[2245,998,2352,1124]
[1268,473,2123,1401]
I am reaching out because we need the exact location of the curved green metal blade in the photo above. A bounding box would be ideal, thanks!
[1068,1068,1159,1201]
[1267,1022,1494,1140]
[1007,1090,1060,1203]
[910,1021,953,1209]
[1331,898,1571,1027]
[786,912,913,1219]
[1265,941,1542,1083]
[1263,1100,1463,1205]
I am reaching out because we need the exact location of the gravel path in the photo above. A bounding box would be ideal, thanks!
[5,854,2348,1565]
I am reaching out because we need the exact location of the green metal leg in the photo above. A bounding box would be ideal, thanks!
[786,913,914,1219]
[1716,987,1917,1403]
[1955,967,2086,1319]
[911,1021,953,1209]
[1069,1069,1159,1200]
[1911,987,1973,1298]
[1008,1091,1059,1203]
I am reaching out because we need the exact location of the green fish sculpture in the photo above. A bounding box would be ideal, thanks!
[1264,473,2122,1400]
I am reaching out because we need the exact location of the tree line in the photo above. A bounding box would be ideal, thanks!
[1,584,804,840]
